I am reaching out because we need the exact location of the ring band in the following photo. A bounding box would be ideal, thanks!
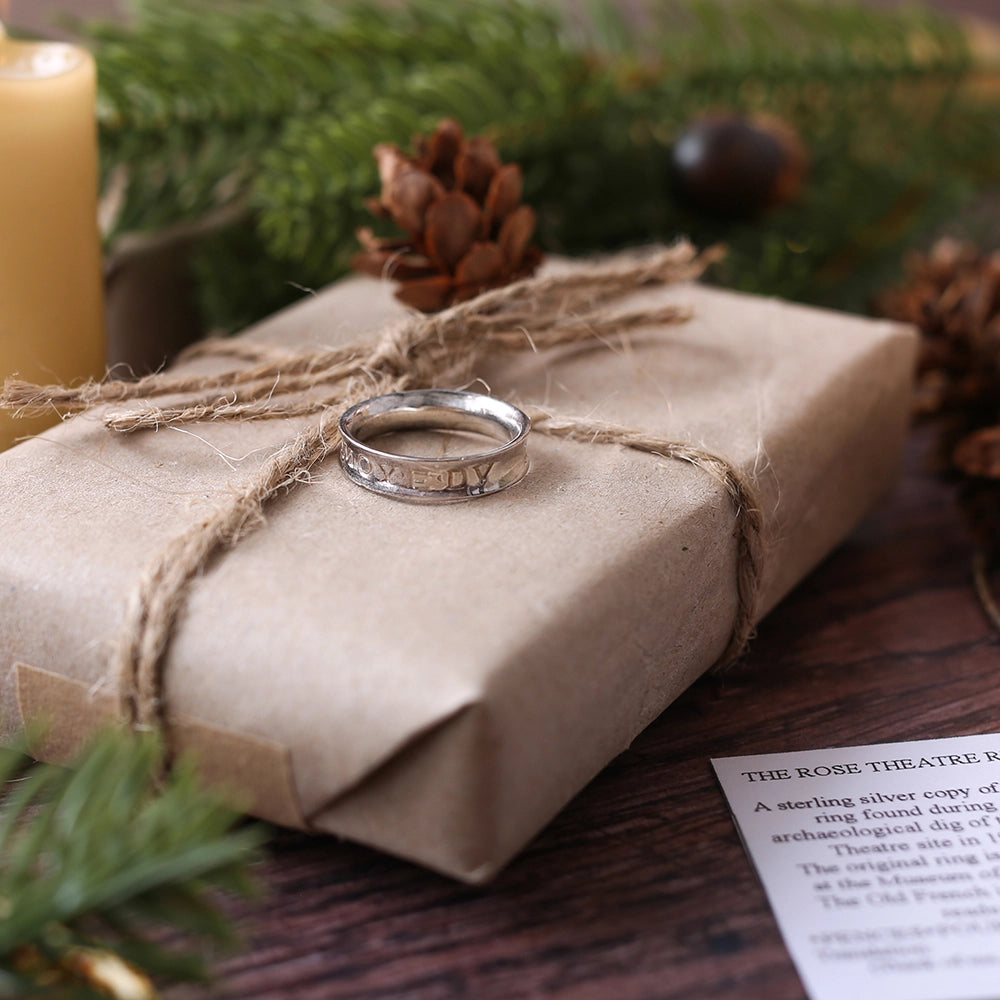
[338,389,530,503]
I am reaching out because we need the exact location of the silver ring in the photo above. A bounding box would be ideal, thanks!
[338,389,530,503]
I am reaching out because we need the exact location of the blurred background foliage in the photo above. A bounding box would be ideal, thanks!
[71,0,1000,332]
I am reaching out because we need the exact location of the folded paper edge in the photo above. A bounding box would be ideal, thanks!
[15,663,307,830]
[310,702,507,883]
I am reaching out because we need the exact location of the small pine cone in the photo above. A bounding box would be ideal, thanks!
[352,118,543,312]
[876,237,1000,420]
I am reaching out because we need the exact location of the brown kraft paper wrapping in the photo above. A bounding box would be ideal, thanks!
[0,268,916,883]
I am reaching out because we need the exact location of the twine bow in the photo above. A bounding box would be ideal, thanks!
[2,242,762,739]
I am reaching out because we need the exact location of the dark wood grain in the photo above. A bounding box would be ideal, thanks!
[166,427,998,1000]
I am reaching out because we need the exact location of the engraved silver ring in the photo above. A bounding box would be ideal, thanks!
[338,389,530,503]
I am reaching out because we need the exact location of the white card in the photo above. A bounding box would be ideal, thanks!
[712,735,1000,1000]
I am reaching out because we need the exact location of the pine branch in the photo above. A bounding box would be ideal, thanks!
[645,0,969,79]
[90,0,565,237]
[0,730,266,997]
[86,0,1000,329]
[250,0,987,295]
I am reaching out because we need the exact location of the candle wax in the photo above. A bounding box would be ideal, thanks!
[0,30,106,450]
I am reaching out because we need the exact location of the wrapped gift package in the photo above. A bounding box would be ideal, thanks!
[0,262,916,882]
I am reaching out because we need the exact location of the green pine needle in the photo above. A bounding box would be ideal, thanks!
[0,729,267,995]
[82,0,1000,329]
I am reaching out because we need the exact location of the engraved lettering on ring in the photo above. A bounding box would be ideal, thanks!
[410,465,449,491]
[470,461,495,488]
[385,463,410,488]
[338,389,530,503]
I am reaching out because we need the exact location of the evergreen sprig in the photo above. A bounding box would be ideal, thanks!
[83,0,1000,330]
[0,730,266,998]
[91,0,567,234]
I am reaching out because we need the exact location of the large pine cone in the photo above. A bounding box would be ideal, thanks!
[878,237,1000,557]
[352,119,543,312]
[878,238,1000,428]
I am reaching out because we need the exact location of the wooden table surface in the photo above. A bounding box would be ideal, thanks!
[173,424,998,999]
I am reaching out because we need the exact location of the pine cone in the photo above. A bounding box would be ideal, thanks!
[878,237,1000,559]
[877,238,1000,425]
[352,118,543,312]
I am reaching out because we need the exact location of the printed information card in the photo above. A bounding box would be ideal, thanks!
[712,734,1000,1000]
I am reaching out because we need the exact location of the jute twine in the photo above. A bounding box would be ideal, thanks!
[2,242,763,740]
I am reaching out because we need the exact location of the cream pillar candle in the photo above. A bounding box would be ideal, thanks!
[0,23,105,450]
